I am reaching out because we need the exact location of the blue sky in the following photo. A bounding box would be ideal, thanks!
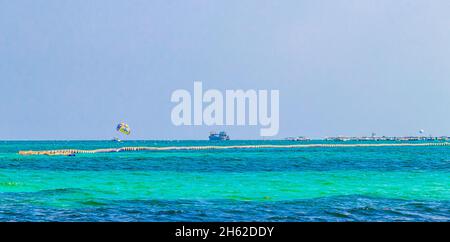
[1,0,449,140]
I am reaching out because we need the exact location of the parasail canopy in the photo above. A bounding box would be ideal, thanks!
[116,122,131,135]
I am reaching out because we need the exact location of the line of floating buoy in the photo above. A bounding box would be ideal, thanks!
[17,142,450,156]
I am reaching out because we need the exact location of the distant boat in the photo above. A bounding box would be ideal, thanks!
[112,137,121,142]
[285,136,310,141]
[209,131,230,141]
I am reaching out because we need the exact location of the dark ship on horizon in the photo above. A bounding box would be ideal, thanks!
[209,131,230,141]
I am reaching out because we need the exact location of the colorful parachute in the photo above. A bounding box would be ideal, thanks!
[116,122,131,135]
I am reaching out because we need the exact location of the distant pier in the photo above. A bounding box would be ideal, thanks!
[18,142,450,156]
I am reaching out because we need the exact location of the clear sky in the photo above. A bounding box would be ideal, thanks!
[1,0,449,140]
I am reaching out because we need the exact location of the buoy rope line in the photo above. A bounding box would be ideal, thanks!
[18,142,450,156]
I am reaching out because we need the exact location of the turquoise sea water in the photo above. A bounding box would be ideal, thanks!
[0,140,449,221]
